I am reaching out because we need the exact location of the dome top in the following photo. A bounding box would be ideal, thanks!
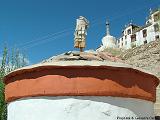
[5,51,157,78]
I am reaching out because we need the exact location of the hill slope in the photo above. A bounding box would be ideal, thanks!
[120,40,160,78]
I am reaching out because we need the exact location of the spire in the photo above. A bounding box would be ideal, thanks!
[149,8,152,14]
[106,20,110,35]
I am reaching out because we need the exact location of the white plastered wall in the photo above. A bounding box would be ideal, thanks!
[8,96,154,120]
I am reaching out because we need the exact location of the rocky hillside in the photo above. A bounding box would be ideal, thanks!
[42,50,123,63]
[120,40,160,78]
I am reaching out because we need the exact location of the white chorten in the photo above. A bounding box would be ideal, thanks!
[97,20,116,51]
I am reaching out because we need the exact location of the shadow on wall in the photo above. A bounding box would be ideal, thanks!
[155,116,160,120]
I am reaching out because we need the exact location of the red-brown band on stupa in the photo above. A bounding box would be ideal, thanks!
[4,65,159,103]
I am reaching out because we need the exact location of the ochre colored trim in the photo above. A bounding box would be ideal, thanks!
[5,66,159,102]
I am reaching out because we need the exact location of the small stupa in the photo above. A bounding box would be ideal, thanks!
[97,20,117,51]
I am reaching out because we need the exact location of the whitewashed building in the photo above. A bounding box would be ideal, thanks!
[118,8,160,49]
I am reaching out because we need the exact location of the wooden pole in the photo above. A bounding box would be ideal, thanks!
[80,47,83,52]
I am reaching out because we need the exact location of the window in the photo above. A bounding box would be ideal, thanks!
[155,35,159,40]
[154,24,159,32]
[131,34,136,42]
[144,40,147,44]
[121,43,123,46]
[125,35,127,39]
[125,41,127,45]
[121,37,123,41]
[142,29,147,37]
[127,29,131,35]
[154,13,160,22]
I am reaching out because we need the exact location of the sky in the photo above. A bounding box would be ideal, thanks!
[0,0,160,64]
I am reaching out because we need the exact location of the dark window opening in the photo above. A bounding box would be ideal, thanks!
[155,116,160,120]
[131,34,136,42]
[143,29,147,38]
[127,29,131,35]
[154,13,160,22]
[155,35,159,40]
[144,40,147,44]
[121,43,123,46]
[154,24,159,32]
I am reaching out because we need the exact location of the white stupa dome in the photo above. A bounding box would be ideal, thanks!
[97,20,117,51]
[102,34,116,48]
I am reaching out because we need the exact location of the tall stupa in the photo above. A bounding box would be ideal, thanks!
[4,17,159,120]
[5,53,159,120]
[97,20,117,51]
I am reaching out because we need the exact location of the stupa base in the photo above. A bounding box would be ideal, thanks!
[7,96,154,120]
